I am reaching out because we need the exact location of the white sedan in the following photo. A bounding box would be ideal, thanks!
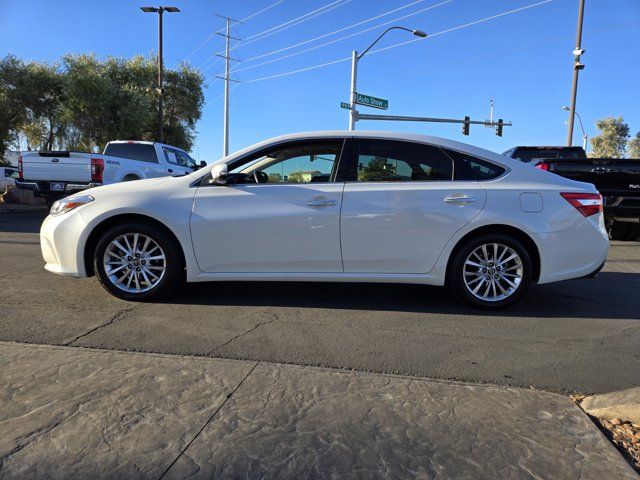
[40,131,609,308]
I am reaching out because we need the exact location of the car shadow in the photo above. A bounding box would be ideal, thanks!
[162,271,640,320]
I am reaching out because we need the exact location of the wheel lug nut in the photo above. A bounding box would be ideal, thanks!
[482,268,487,273]
[136,267,141,272]
[141,260,146,265]
[494,275,499,279]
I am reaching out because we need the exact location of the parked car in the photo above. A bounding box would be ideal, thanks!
[16,140,205,206]
[503,145,640,240]
[0,166,18,190]
[39,131,608,309]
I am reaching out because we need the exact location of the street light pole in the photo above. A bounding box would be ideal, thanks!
[158,8,164,143]
[348,26,427,131]
[563,106,588,152]
[566,0,586,146]
[141,6,180,144]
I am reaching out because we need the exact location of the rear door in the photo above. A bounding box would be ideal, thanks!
[338,139,487,274]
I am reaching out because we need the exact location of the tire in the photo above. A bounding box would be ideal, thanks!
[93,222,183,301]
[609,222,640,241]
[448,233,532,309]
[122,175,140,182]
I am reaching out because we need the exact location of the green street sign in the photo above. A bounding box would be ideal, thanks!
[355,93,388,110]
[340,102,351,109]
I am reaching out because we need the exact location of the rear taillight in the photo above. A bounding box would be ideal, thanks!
[18,154,23,180]
[560,192,603,217]
[91,157,104,183]
[535,161,550,171]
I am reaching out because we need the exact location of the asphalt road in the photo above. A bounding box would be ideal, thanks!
[1,211,639,394]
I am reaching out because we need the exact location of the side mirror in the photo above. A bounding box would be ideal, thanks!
[210,163,228,185]
[199,160,207,169]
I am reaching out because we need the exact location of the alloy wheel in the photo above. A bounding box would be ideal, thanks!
[462,243,523,302]
[103,233,166,293]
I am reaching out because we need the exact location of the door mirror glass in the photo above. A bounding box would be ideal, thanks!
[210,163,228,185]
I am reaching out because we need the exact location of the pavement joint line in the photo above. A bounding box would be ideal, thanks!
[207,312,279,355]
[157,360,261,480]
[61,305,138,346]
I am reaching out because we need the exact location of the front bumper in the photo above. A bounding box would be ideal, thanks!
[536,215,610,284]
[40,210,90,277]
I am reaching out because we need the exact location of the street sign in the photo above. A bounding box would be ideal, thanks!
[340,102,351,109]
[355,93,388,110]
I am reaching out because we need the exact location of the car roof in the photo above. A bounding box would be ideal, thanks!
[231,130,518,168]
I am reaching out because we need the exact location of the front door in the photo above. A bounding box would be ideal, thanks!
[190,139,345,273]
[339,138,487,274]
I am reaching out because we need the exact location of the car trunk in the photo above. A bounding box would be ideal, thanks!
[22,152,91,182]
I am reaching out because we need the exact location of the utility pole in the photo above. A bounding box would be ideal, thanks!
[215,15,241,157]
[566,0,586,146]
[140,6,180,143]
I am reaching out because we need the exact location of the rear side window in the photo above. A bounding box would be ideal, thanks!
[347,139,453,182]
[104,143,158,163]
[446,149,506,181]
[4,168,17,178]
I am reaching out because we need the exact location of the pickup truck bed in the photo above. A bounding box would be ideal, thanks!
[16,141,200,206]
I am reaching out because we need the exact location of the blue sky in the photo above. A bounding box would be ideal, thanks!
[2,0,639,162]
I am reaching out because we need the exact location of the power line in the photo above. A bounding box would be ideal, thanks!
[238,0,352,48]
[244,0,428,62]
[244,0,555,83]
[183,0,285,61]
[234,0,452,74]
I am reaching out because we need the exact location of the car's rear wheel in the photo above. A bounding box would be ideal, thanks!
[94,222,183,301]
[449,234,532,309]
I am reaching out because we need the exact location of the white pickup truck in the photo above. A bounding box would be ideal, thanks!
[16,140,204,205]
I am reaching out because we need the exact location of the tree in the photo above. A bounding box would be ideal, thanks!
[589,116,630,158]
[0,55,30,157]
[628,132,640,158]
[0,53,205,156]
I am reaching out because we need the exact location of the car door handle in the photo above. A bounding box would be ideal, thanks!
[443,194,476,205]
[167,169,174,173]
[306,199,339,207]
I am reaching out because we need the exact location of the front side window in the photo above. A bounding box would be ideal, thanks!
[4,168,18,178]
[349,140,453,182]
[176,150,196,169]
[231,141,343,184]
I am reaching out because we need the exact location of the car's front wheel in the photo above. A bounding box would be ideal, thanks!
[448,234,532,309]
[94,222,183,301]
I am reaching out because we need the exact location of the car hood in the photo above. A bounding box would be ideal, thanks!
[81,176,174,198]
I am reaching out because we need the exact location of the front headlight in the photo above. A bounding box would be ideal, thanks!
[50,195,94,216]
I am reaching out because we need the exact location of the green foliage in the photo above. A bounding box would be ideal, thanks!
[589,116,630,158]
[627,132,640,158]
[0,53,204,157]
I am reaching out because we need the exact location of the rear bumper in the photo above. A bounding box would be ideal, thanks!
[16,179,102,196]
[536,215,610,284]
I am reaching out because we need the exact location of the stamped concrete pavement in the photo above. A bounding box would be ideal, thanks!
[0,342,636,479]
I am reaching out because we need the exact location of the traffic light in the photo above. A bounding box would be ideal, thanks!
[495,118,503,137]
[462,116,470,136]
